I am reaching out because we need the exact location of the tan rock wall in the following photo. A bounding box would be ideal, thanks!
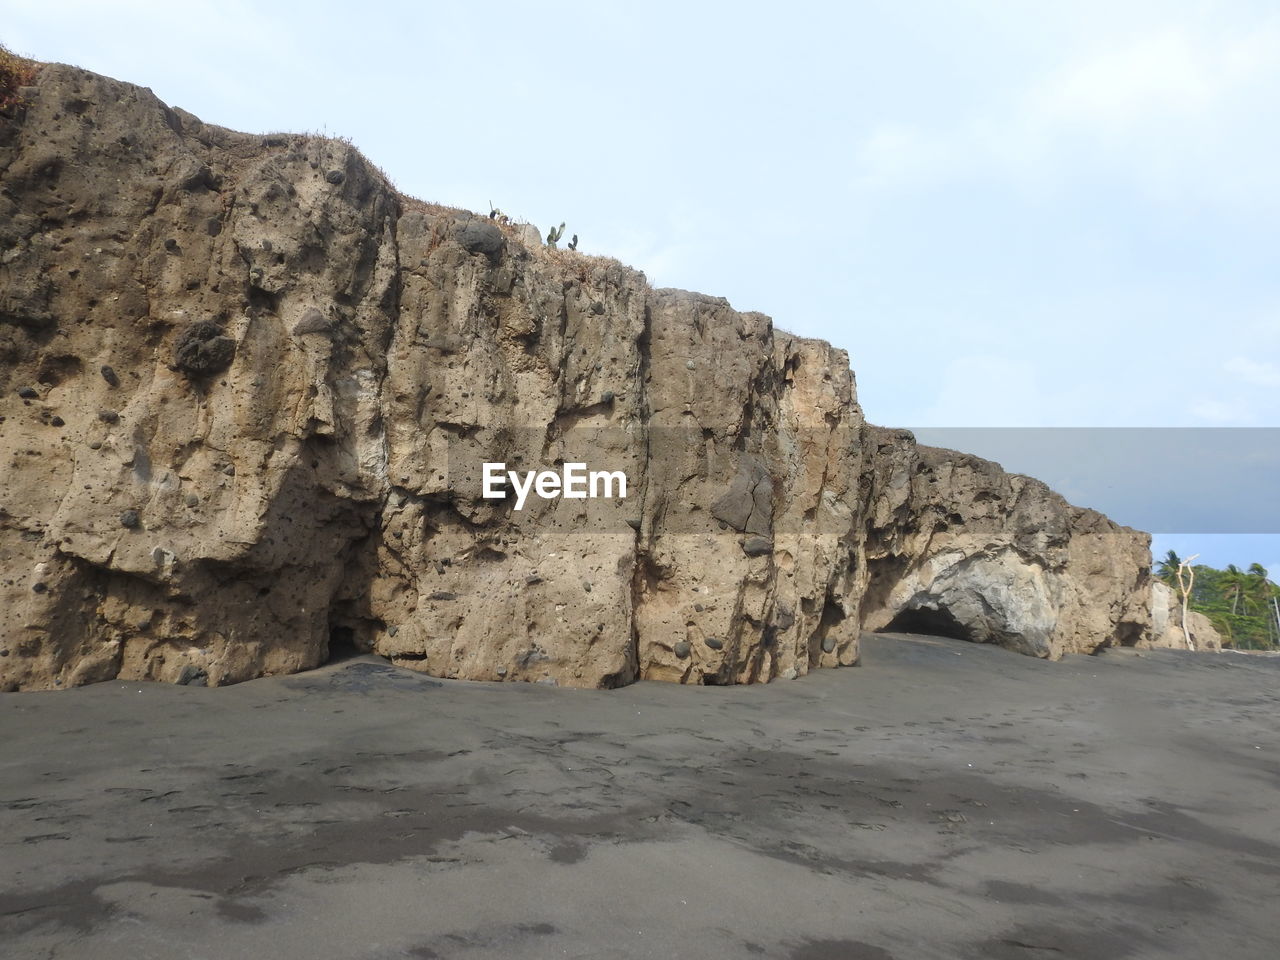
[1145,581,1224,651]
[1,63,1160,690]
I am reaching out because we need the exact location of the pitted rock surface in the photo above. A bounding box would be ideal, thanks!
[0,62,1164,690]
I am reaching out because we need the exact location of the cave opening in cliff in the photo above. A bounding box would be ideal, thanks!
[881,604,972,642]
[326,624,361,663]
[1111,621,1145,649]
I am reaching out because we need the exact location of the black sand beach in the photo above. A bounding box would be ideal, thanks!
[3,634,1279,959]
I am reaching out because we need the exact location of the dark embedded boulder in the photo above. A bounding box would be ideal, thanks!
[173,321,235,376]
[455,218,505,263]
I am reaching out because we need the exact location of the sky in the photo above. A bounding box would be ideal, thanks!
[6,0,1278,575]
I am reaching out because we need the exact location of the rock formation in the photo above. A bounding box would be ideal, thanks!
[1,61,1167,690]
[1147,581,1224,651]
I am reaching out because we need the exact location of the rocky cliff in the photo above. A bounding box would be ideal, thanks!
[1148,581,1224,651]
[1,61,1162,690]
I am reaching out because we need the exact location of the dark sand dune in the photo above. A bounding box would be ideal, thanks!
[2,634,1279,959]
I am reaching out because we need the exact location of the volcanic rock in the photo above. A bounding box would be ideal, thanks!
[0,62,1165,690]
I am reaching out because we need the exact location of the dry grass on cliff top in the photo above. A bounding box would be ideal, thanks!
[397,194,639,278]
[0,43,39,112]
[546,245,637,282]
[0,54,633,282]
[269,131,637,281]
[399,195,471,219]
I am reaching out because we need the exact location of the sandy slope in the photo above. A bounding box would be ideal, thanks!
[2,634,1278,960]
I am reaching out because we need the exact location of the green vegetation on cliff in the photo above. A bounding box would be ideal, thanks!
[1157,552,1280,650]
[0,43,38,111]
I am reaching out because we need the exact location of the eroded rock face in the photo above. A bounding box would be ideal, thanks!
[0,63,1160,690]
[856,436,1155,660]
[1146,581,1224,652]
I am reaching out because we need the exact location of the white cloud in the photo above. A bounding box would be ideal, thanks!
[915,354,1035,426]
[1189,396,1253,424]
[850,19,1280,209]
[852,125,954,190]
[1241,311,1280,344]
[1224,357,1280,387]
[1034,28,1220,129]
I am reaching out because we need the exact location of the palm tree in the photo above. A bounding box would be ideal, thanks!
[1156,550,1182,587]
[1221,564,1247,615]
[1240,565,1264,617]
[1246,563,1270,600]
[1247,564,1279,646]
